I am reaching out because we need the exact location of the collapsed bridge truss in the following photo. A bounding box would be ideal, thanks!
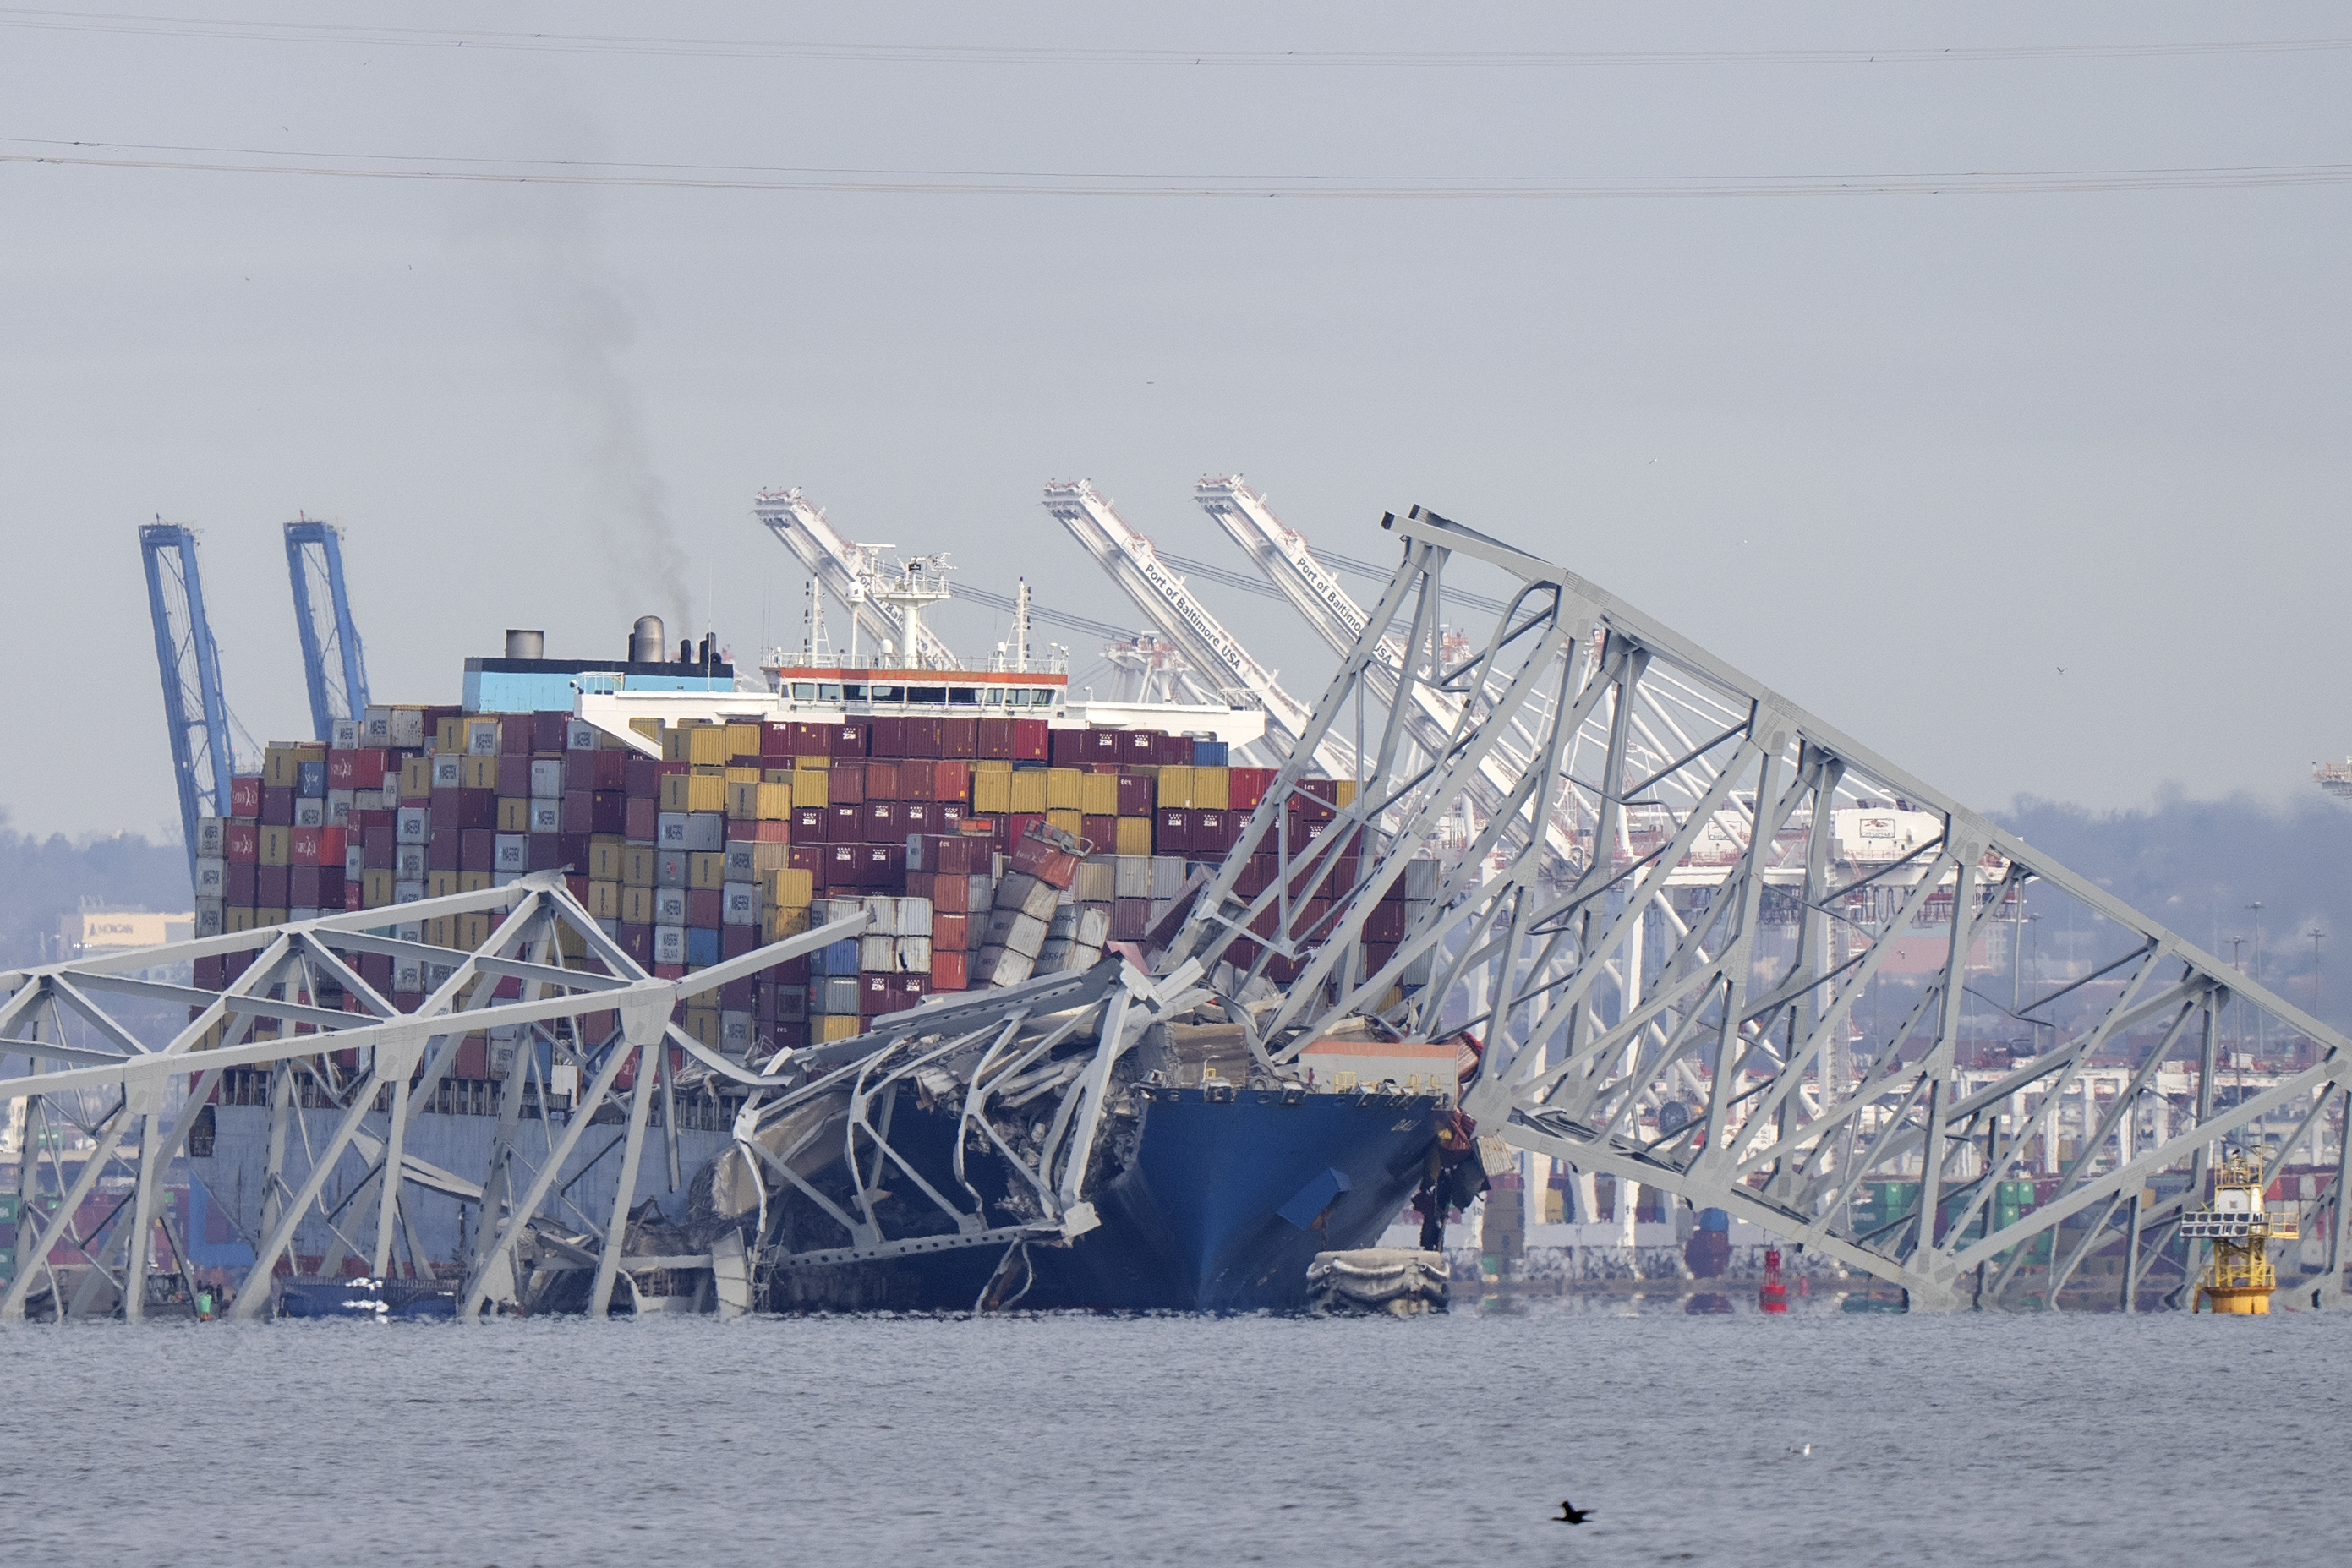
[1168,505,2352,1310]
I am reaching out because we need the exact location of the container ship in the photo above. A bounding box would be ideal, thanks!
[178,593,1463,1315]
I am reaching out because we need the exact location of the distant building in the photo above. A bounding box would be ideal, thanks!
[57,909,193,960]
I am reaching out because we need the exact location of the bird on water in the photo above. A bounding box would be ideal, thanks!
[1556,1500,1592,1525]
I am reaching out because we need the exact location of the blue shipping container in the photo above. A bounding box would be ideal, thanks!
[296,761,328,798]
[687,927,720,967]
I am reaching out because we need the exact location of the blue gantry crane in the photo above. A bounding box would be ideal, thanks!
[283,516,370,741]
[139,521,243,878]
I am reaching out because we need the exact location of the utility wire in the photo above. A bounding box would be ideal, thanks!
[5,139,2349,197]
[4,13,2349,68]
[954,584,1135,643]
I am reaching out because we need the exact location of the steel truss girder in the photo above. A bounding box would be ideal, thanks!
[1169,503,2351,1312]
[0,873,864,1324]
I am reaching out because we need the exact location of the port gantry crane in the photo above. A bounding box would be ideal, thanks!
[139,522,246,881]
[1042,478,1357,779]
[283,516,370,742]
[1167,501,2352,1312]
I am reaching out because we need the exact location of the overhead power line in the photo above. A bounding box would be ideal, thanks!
[954,584,1135,644]
[5,139,2349,198]
[3,13,2349,68]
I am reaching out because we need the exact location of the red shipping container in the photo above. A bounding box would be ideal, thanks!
[1364,899,1407,942]
[930,950,969,991]
[938,801,967,834]
[867,717,905,757]
[433,788,498,829]
[225,821,260,862]
[230,775,264,818]
[900,801,936,836]
[256,865,290,906]
[327,748,389,789]
[825,844,861,885]
[261,786,295,826]
[1235,855,1274,897]
[499,714,533,755]
[930,760,970,804]
[1111,899,1151,941]
[788,844,824,874]
[792,721,831,755]
[761,722,796,760]
[1157,810,1192,855]
[894,974,929,1003]
[828,724,867,757]
[862,844,906,885]
[931,874,976,914]
[686,888,723,926]
[1010,828,1080,888]
[1116,774,1156,817]
[531,712,568,753]
[934,912,972,950]
[1228,768,1275,811]
[867,802,903,840]
[565,749,629,790]
[1194,811,1229,854]
[496,754,533,796]
[1081,815,1117,852]
[939,717,977,758]
[866,760,900,800]
[826,804,861,843]
[458,828,496,871]
[363,825,394,868]
[1124,730,1160,763]
[452,1035,490,1081]
[344,882,364,911]
[1005,812,1042,851]
[626,796,659,842]
[1047,729,1089,768]
[898,759,932,801]
[224,862,258,903]
[1012,718,1050,761]
[976,717,1015,759]
[528,833,567,871]
[831,762,867,806]
[426,830,462,871]
[728,819,789,843]
[859,974,897,1013]
[626,754,664,796]
[903,717,940,758]
[790,806,826,839]
[722,926,759,960]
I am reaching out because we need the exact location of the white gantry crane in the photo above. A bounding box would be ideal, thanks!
[754,489,960,669]
[1195,474,1587,875]
[1042,479,1355,777]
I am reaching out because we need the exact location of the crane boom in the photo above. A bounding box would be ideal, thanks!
[1041,479,1354,775]
[283,518,371,741]
[139,522,240,880]
[753,489,959,669]
[1195,475,1583,871]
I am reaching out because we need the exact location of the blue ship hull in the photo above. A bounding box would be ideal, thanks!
[769,1086,1446,1313]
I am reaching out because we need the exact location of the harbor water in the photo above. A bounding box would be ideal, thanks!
[6,1295,2349,1565]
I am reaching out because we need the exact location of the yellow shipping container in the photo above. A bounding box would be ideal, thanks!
[496,797,529,832]
[1080,772,1119,815]
[254,908,288,930]
[261,748,299,788]
[686,773,726,814]
[1193,767,1230,810]
[763,768,793,785]
[1115,817,1155,857]
[555,921,587,959]
[687,727,730,767]
[588,880,621,920]
[685,1008,720,1046]
[814,1014,861,1043]
[1047,808,1085,839]
[621,846,657,888]
[621,886,654,926]
[792,769,829,808]
[424,915,456,948]
[363,869,394,908]
[1157,766,1195,810]
[588,838,624,881]
[763,867,814,908]
[400,757,433,800]
[661,724,692,762]
[457,912,490,948]
[226,907,255,933]
[756,782,793,820]
[763,905,811,942]
[660,773,692,811]
[458,755,494,790]
[974,769,1013,814]
[436,717,468,754]
[427,870,460,899]
[1045,768,1083,810]
[726,781,760,820]
[631,717,662,744]
[725,764,762,784]
[688,851,727,890]
[459,871,493,893]
[1335,780,1357,808]
[1008,770,1048,813]
[726,723,762,760]
[975,758,1013,774]
[795,753,832,770]
[257,825,292,866]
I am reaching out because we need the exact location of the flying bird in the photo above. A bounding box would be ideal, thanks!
[1556,1500,1592,1525]
[2055,666,2065,675]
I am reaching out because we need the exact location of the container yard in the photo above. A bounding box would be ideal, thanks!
[5,492,2349,1321]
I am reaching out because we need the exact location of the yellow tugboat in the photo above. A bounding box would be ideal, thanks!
[2182,1155,2297,1314]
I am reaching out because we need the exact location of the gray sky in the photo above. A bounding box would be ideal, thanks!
[4,3,2346,841]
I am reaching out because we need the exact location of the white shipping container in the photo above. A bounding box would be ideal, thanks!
[860,895,900,936]
[654,924,687,966]
[895,896,933,936]
[530,759,565,799]
[973,945,1034,987]
[431,753,463,789]
[994,872,1058,923]
[392,953,424,992]
[396,807,429,844]
[394,920,423,944]
[656,811,687,847]
[387,707,425,748]
[721,882,758,925]
[566,720,599,751]
[467,721,501,757]
[394,844,425,879]
[654,850,688,888]
[293,798,325,829]
[363,705,393,746]
[394,880,424,904]
[492,871,524,888]
[895,936,932,971]
[1149,857,1186,899]
[723,843,756,880]
[818,976,861,1014]
[1403,859,1440,901]
[193,856,226,895]
[982,908,1048,959]
[654,888,687,926]
[1112,855,1149,899]
[288,906,320,923]
[1074,906,1110,948]
[1073,861,1116,903]
[194,900,223,937]
[493,833,528,872]
[528,800,561,835]
[331,717,361,748]
[681,813,724,851]
[344,843,366,879]
[719,1011,753,1054]
[859,933,897,971]
[194,816,226,857]
[325,789,354,826]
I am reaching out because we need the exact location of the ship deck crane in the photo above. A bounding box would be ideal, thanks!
[754,489,961,669]
[1042,479,1354,778]
[283,516,371,741]
[139,522,249,879]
